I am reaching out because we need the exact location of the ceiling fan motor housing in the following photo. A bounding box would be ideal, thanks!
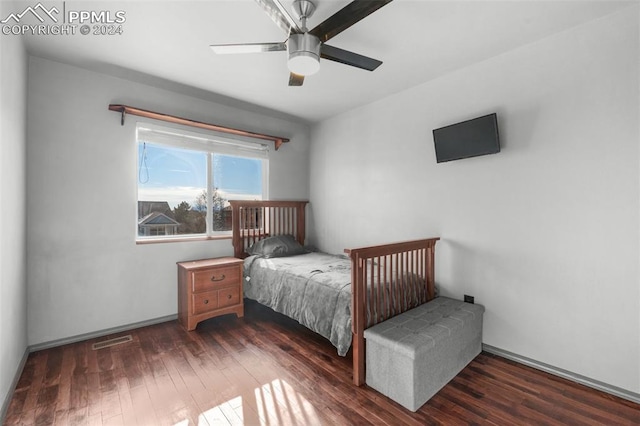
[287,33,321,75]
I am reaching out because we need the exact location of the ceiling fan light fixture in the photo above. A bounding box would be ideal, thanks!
[287,33,321,76]
[288,51,320,76]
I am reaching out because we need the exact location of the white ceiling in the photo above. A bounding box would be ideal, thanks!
[21,0,634,123]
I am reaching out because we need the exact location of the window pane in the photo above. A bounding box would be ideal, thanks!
[212,154,263,199]
[211,154,263,232]
[138,143,207,237]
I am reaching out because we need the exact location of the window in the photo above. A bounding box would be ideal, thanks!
[136,123,269,241]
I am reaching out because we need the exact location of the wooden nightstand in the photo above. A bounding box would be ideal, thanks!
[177,257,244,331]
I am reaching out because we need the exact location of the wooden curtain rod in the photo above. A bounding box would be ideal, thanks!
[108,104,290,150]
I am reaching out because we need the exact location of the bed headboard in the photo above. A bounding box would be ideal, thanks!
[229,200,309,259]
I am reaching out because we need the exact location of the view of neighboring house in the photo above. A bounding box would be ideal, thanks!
[138,211,180,236]
[137,201,179,236]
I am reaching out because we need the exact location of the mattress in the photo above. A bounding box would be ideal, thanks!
[243,252,353,356]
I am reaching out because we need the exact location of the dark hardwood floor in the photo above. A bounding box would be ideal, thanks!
[4,300,640,425]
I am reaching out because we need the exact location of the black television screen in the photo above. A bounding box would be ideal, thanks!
[433,113,500,163]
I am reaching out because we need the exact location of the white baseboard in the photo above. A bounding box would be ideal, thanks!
[29,314,177,352]
[483,344,640,405]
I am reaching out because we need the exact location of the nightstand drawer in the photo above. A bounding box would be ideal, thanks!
[192,290,218,315]
[192,266,240,293]
[218,287,241,308]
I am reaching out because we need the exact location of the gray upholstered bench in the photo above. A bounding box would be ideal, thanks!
[363,296,484,411]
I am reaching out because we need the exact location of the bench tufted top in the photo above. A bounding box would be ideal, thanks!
[363,296,485,360]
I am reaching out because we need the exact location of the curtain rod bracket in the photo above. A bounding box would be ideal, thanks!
[120,110,126,126]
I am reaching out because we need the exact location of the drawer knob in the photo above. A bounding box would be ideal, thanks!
[203,299,209,305]
[210,274,226,282]
[227,294,232,300]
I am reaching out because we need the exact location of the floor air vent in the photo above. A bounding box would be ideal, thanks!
[91,335,133,350]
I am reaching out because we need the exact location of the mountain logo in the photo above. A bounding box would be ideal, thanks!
[1,2,60,24]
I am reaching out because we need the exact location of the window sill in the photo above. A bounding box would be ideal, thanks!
[136,234,232,245]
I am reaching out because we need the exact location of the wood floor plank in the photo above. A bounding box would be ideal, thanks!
[99,390,122,421]
[68,369,89,410]
[128,381,160,425]
[102,413,125,426]
[36,383,59,408]
[43,347,63,387]
[19,354,46,415]
[4,299,640,425]
[99,370,118,394]
[113,367,137,426]
[53,408,69,425]
[54,345,76,413]
[116,346,147,390]
[66,406,89,425]
[17,408,36,425]
[34,401,57,425]
[13,357,35,393]
[86,372,102,416]
[168,348,207,396]
[141,359,184,418]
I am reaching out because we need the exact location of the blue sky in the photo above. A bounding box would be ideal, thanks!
[138,143,263,208]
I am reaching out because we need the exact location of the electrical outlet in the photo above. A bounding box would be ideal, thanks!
[464,294,474,304]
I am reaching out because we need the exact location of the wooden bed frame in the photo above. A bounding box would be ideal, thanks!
[230,200,439,386]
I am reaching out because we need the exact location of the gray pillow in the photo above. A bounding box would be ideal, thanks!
[246,234,308,258]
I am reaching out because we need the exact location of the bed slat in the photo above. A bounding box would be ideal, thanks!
[347,237,439,386]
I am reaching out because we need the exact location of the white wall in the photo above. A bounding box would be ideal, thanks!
[309,7,639,394]
[26,57,310,346]
[0,10,28,415]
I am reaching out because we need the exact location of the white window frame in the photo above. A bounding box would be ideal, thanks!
[136,121,270,243]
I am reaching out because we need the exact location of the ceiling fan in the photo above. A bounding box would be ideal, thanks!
[210,0,393,86]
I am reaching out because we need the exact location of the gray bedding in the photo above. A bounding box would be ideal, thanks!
[243,252,353,356]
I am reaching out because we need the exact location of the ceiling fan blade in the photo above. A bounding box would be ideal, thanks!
[210,42,286,54]
[320,44,382,71]
[288,72,304,86]
[309,0,393,43]
[254,0,302,35]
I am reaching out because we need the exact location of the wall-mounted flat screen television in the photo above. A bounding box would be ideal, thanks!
[432,113,500,163]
